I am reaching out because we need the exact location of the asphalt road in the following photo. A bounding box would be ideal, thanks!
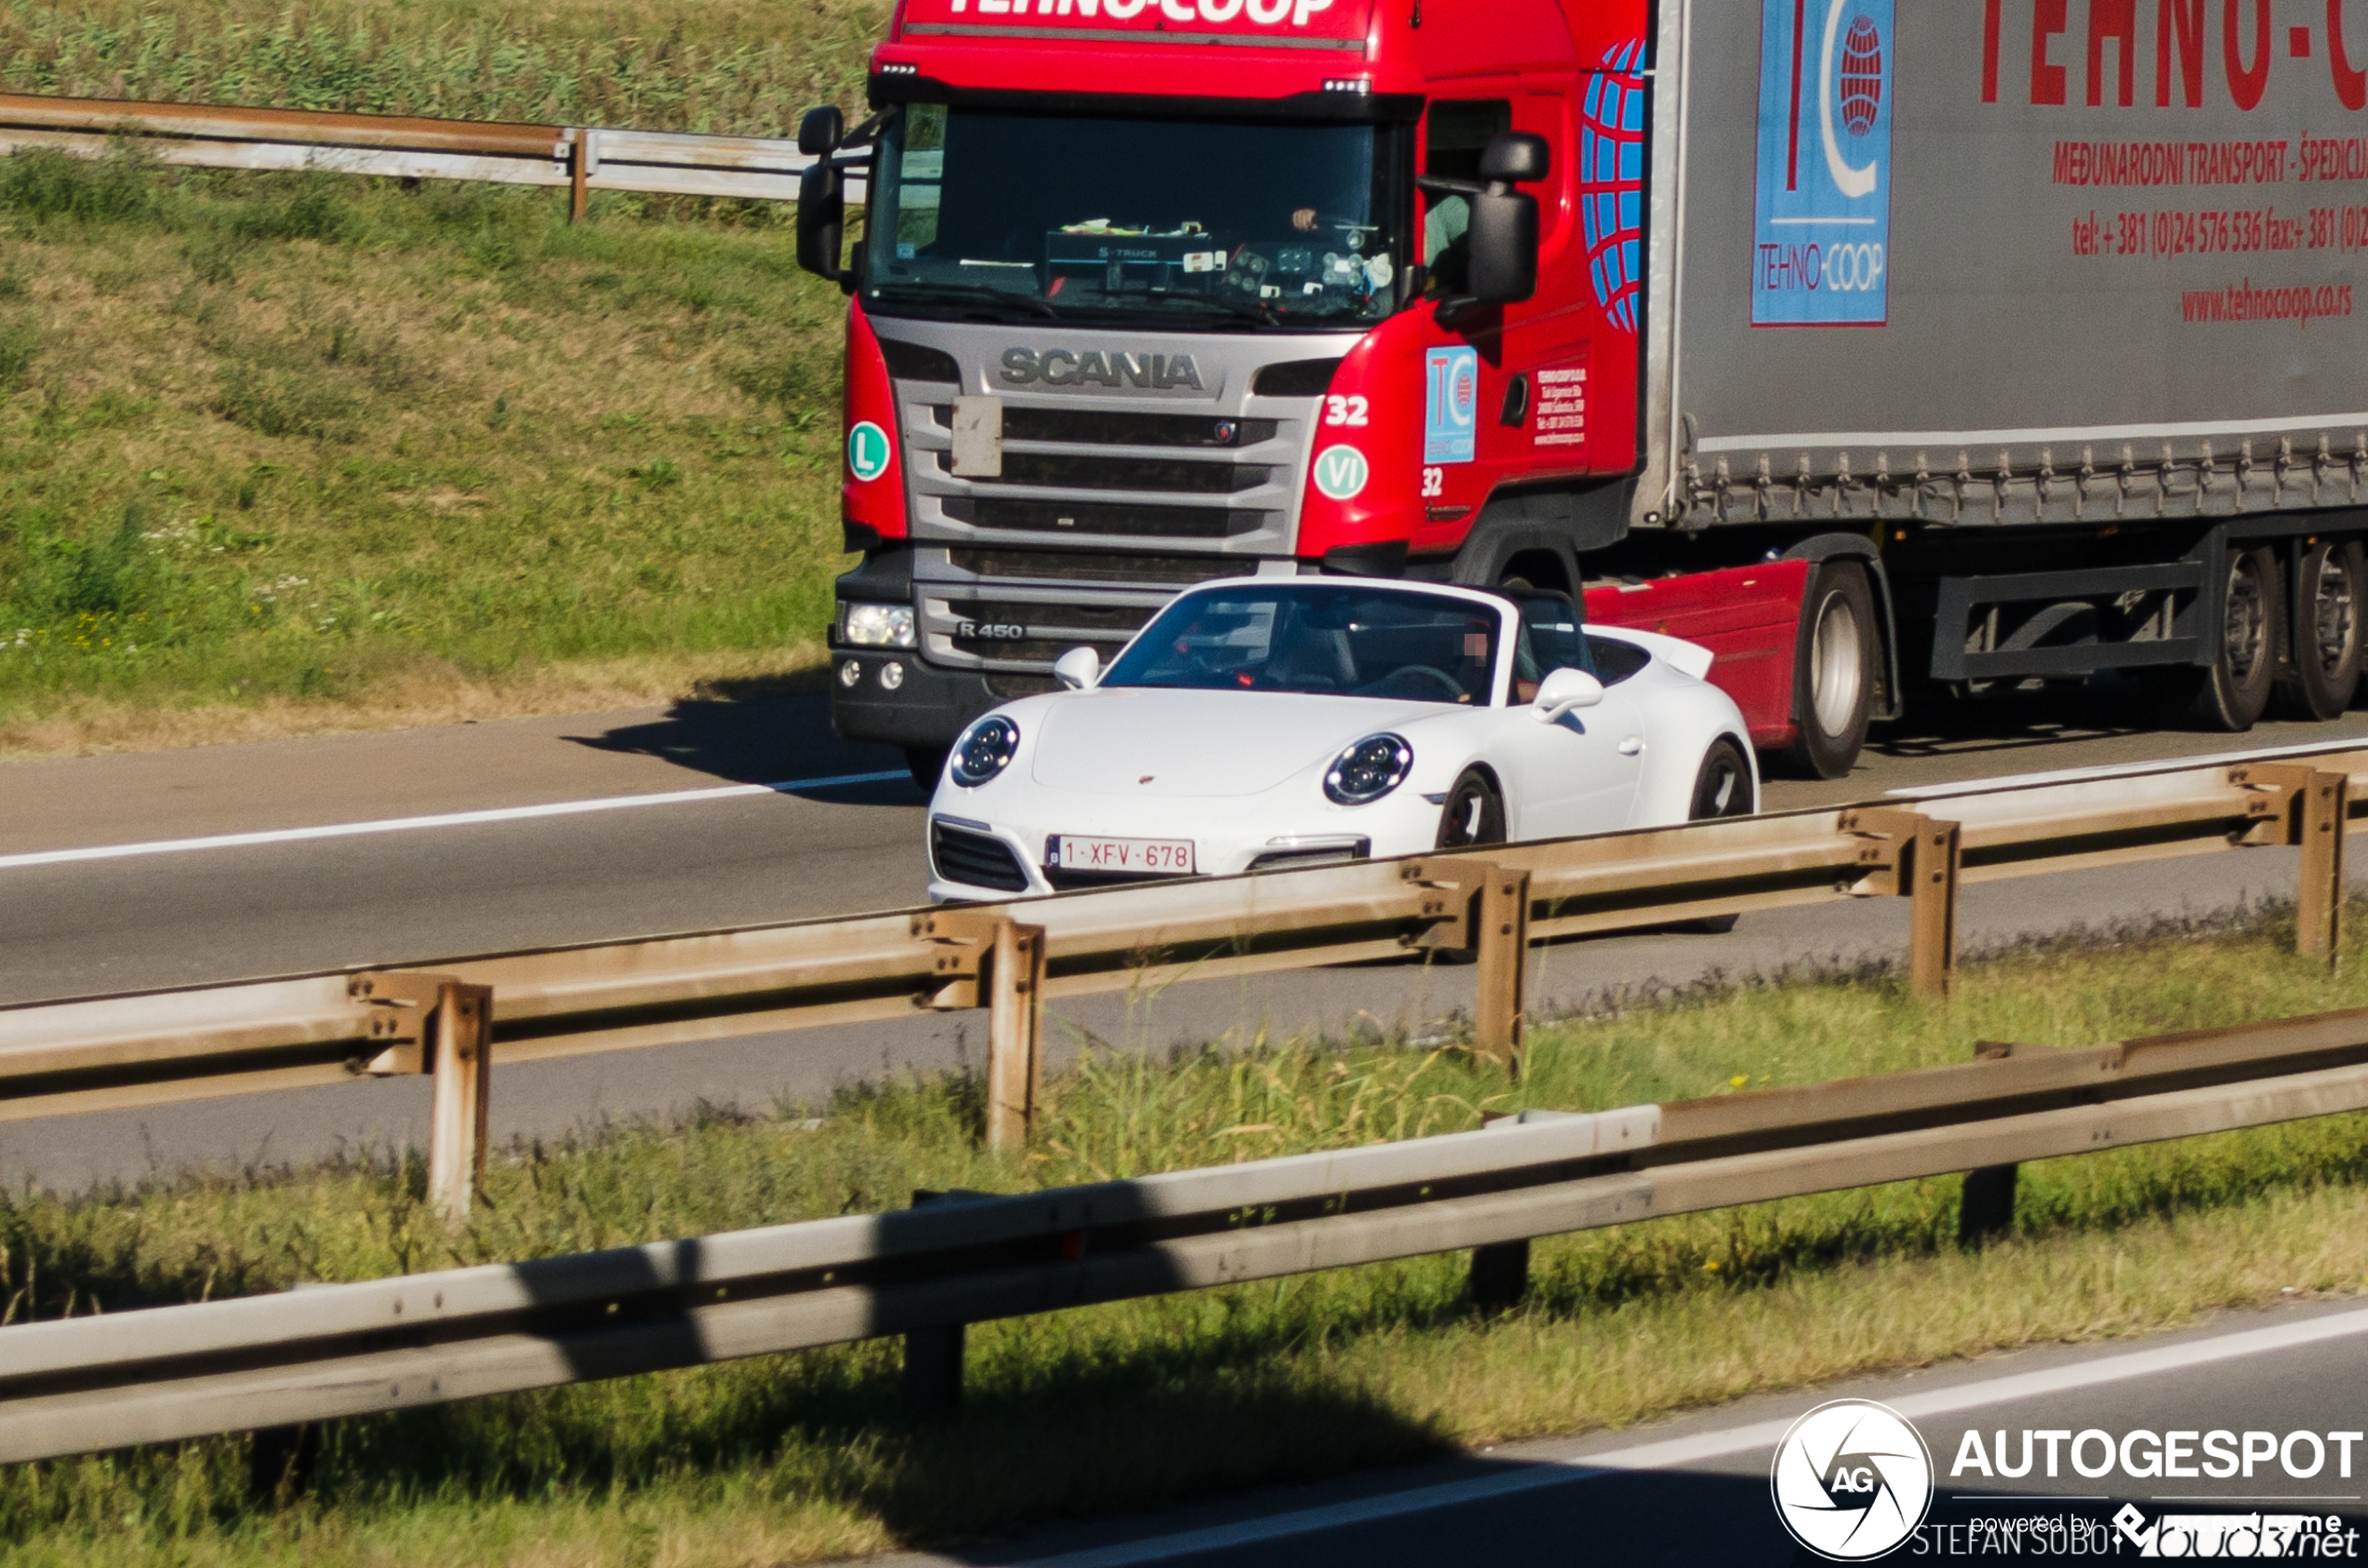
[865,1297,2368,1567]
[3,681,2366,1190]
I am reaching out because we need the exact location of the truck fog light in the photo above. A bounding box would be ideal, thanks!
[839,659,862,687]
[879,661,905,691]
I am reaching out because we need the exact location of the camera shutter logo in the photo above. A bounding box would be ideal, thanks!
[847,420,892,483]
[1769,1398,1934,1561]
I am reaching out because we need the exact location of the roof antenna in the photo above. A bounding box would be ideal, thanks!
[1410,1,1422,25]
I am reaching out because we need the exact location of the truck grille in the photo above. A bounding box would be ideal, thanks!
[945,597,1150,662]
[948,497,1262,539]
[938,450,1271,494]
[930,821,1030,893]
[947,547,1248,585]
[995,407,1279,447]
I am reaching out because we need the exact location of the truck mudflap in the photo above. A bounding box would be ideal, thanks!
[1585,558,1810,749]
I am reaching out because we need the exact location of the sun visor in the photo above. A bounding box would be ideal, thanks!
[897,0,1377,51]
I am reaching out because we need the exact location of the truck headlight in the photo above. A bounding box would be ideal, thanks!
[1324,734,1412,805]
[951,715,1021,787]
[844,602,916,648]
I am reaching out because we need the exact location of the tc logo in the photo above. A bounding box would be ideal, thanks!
[1769,1399,1934,1561]
[1312,445,1369,502]
[847,420,891,483]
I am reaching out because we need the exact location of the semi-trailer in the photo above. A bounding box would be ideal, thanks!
[801,0,2368,793]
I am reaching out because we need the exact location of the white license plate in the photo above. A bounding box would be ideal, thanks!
[1048,834,1196,875]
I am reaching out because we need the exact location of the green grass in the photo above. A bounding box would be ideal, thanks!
[0,0,889,132]
[0,144,858,750]
[7,910,2368,1564]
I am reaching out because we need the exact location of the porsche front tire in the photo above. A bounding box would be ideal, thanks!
[1687,737,1755,820]
[1682,737,1755,933]
[1435,768,1506,849]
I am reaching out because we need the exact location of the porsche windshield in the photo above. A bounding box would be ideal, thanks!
[864,105,1407,328]
[1101,586,1499,704]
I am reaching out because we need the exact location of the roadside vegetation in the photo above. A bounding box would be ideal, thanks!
[0,0,890,756]
[7,909,2368,1564]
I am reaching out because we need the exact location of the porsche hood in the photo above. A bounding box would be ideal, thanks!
[1026,690,1447,799]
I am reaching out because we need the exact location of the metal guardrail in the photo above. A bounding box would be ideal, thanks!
[0,738,2361,1218]
[0,93,826,217]
[6,1002,2368,1465]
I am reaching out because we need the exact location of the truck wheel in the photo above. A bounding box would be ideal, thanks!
[2275,539,2363,721]
[1435,768,1506,849]
[1680,737,1755,933]
[2162,545,2279,731]
[904,747,948,792]
[1782,562,1877,780]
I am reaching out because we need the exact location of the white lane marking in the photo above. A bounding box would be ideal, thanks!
[0,770,911,872]
[1027,1305,2368,1567]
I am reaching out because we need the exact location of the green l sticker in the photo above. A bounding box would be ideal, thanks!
[847,420,892,482]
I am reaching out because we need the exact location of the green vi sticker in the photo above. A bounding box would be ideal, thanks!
[1313,445,1369,502]
[847,420,892,482]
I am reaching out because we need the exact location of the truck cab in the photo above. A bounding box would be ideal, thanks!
[806,0,1696,787]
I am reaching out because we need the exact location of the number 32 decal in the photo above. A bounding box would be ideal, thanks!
[1324,395,1370,428]
[1421,466,1444,498]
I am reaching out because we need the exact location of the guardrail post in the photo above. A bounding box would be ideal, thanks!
[1840,810,1960,999]
[984,921,1047,1152]
[1407,859,1530,1073]
[569,128,591,223]
[2237,763,2350,962]
[427,981,494,1226]
[1472,869,1532,1073]
[1466,1239,1530,1313]
[1959,1041,2017,1245]
[2297,771,2349,964]
[248,1422,317,1506]
[1907,818,1962,1000]
[353,973,493,1227]
[901,1189,977,1420]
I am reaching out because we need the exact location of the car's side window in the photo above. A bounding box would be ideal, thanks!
[1510,595,1594,702]
[1585,635,1651,686]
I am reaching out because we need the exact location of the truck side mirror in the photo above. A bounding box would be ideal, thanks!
[797,105,845,158]
[796,106,848,283]
[1466,132,1549,306]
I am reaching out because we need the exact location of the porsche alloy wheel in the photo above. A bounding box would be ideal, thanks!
[1435,768,1506,849]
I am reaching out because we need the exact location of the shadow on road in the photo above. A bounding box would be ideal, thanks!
[564,675,923,804]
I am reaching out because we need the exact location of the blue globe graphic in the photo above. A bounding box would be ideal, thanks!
[1579,38,1647,336]
[1839,16,1883,136]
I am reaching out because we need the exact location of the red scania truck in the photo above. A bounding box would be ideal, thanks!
[799,0,2368,788]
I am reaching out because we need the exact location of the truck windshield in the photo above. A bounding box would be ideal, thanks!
[865,105,1406,329]
[1101,585,1499,704]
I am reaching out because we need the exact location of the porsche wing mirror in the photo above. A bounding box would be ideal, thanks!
[1533,666,1604,722]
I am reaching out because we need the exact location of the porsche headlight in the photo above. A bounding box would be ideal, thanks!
[951,715,1021,787]
[843,602,916,648]
[1324,734,1411,805]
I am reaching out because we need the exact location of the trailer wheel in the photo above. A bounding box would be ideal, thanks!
[2275,539,2363,721]
[1782,562,1877,780]
[2160,545,2279,731]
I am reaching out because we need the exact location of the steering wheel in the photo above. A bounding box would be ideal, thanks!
[1356,666,1466,701]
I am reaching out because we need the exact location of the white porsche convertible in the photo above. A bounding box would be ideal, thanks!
[924,577,1756,901]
